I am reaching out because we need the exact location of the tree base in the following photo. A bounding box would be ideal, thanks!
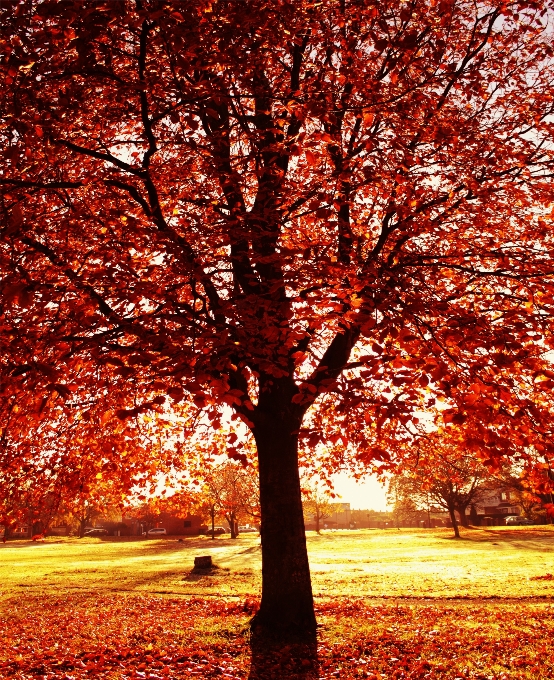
[249,609,317,643]
[248,620,318,679]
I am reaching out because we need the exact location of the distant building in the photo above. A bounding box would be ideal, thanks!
[49,525,69,536]
[105,513,204,536]
[467,488,521,526]
[156,513,203,536]
[12,525,29,538]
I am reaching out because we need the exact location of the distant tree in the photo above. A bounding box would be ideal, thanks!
[387,480,425,528]
[55,464,128,537]
[203,461,260,538]
[0,475,29,541]
[391,431,497,537]
[64,500,100,538]
[125,501,160,535]
[301,479,336,534]
[60,494,122,538]
[519,455,554,523]
[0,463,61,540]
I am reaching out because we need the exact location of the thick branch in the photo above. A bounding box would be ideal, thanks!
[302,325,361,407]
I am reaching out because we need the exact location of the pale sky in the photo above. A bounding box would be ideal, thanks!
[330,472,389,511]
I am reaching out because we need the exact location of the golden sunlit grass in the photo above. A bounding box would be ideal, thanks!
[308,526,554,599]
[2,528,554,678]
[1,527,553,600]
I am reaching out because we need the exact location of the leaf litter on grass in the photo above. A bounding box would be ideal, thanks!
[1,594,553,679]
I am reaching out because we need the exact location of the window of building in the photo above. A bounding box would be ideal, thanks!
[501,492,508,501]
[183,520,192,528]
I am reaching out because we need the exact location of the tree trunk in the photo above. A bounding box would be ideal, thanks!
[315,509,320,534]
[469,503,479,526]
[251,400,316,638]
[457,507,469,528]
[448,504,460,538]
[210,505,215,540]
[78,517,88,538]
[227,513,238,539]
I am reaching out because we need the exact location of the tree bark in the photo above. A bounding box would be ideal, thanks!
[458,507,469,528]
[251,391,316,638]
[227,513,238,539]
[78,517,88,538]
[447,503,460,538]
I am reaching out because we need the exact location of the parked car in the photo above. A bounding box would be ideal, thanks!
[239,525,258,533]
[505,516,534,526]
[84,528,108,537]
[147,527,167,536]
[203,526,227,535]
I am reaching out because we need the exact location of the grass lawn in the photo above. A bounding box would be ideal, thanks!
[1,527,553,678]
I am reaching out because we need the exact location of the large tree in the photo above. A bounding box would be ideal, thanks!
[2,0,554,636]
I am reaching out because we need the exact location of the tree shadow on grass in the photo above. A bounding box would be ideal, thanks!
[238,544,262,555]
[437,527,554,551]
[248,629,319,680]
[181,564,230,582]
